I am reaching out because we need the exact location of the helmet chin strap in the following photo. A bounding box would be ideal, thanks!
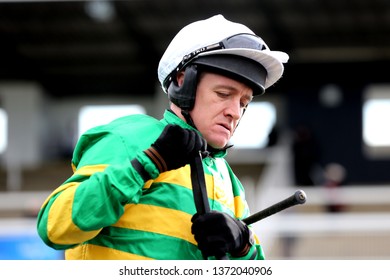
[181,109,197,130]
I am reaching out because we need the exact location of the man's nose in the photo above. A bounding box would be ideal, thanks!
[225,100,242,120]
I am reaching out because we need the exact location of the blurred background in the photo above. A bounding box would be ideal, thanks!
[0,0,390,260]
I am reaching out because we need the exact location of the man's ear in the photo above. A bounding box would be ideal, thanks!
[167,65,198,111]
[176,71,185,86]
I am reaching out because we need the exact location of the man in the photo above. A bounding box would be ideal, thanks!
[37,14,288,260]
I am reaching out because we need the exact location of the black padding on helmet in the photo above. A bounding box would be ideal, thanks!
[193,54,267,96]
[167,64,198,110]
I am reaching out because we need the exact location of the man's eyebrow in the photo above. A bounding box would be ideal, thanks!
[213,84,236,91]
[214,84,253,94]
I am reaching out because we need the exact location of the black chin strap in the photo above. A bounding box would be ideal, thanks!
[181,109,197,130]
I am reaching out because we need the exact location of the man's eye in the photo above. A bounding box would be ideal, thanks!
[217,92,229,98]
[241,99,251,108]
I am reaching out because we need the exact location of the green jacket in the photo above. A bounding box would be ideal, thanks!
[37,110,265,260]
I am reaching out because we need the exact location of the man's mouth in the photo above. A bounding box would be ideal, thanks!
[218,123,231,134]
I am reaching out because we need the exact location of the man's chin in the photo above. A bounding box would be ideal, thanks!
[208,140,229,150]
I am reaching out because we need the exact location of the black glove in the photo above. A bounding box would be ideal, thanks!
[145,124,207,173]
[191,211,251,258]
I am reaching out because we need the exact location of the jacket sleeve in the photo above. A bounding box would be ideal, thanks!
[36,130,158,250]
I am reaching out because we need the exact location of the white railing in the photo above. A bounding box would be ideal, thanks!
[0,191,50,214]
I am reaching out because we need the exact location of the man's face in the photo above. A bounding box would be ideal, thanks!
[190,72,253,149]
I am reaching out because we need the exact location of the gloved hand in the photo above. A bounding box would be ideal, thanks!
[145,124,207,173]
[191,211,251,258]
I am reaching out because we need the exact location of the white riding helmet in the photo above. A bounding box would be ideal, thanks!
[158,14,289,97]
